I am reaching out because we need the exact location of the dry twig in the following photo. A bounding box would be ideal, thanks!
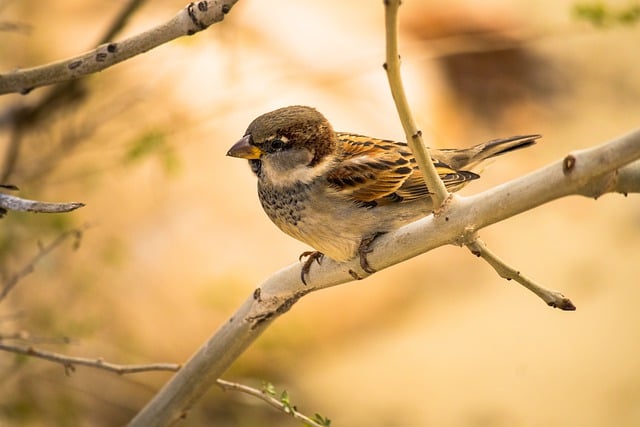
[0,192,84,216]
[0,227,85,302]
[0,342,180,375]
[465,236,575,310]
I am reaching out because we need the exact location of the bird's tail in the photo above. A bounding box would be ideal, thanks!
[436,134,540,171]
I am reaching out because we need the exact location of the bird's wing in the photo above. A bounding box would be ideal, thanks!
[328,133,478,206]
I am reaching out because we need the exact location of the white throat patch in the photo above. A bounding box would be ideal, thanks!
[262,153,336,187]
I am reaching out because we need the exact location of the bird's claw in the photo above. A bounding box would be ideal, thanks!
[299,251,324,285]
[358,233,383,274]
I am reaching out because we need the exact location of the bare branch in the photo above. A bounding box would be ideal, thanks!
[0,0,239,95]
[465,237,576,310]
[0,342,180,375]
[130,130,640,426]
[383,0,574,311]
[217,379,329,427]
[383,0,449,207]
[0,193,84,215]
[0,227,85,302]
[616,160,640,194]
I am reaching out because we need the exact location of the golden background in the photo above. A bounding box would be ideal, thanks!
[0,0,639,425]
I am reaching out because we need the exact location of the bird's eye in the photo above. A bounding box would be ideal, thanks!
[269,138,285,151]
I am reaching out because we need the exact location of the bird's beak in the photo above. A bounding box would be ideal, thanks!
[227,135,262,159]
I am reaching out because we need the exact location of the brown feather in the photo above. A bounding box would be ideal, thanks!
[328,133,481,206]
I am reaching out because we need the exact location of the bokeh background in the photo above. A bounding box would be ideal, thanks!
[1,0,639,426]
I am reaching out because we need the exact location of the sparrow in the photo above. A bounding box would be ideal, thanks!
[227,105,538,284]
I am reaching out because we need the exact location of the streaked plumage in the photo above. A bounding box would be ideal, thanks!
[227,105,538,282]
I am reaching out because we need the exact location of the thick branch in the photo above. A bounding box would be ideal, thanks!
[0,0,239,95]
[383,0,449,207]
[130,130,640,426]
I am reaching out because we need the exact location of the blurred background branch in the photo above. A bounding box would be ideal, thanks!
[0,227,85,302]
[0,342,180,375]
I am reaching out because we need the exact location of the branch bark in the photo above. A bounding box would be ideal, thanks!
[130,129,640,426]
[217,380,329,427]
[465,237,575,309]
[0,342,180,375]
[0,0,239,95]
[0,193,84,215]
[383,0,449,207]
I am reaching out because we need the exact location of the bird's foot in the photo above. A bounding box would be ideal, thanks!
[299,251,324,285]
[357,233,384,274]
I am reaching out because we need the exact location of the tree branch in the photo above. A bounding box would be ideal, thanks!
[465,237,575,310]
[130,129,640,426]
[0,192,84,216]
[0,227,86,302]
[383,0,575,312]
[217,380,330,427]
[0,0,239,95]
[383,0,449,207]
[0,342,180,375]
[0,336,325,426]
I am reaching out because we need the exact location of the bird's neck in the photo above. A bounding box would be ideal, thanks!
[259,153,337,187]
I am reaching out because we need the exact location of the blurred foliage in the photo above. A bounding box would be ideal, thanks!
[123,129,181,175]
[574,2,640,27]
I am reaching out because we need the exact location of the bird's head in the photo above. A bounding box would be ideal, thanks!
[227,106,337,183]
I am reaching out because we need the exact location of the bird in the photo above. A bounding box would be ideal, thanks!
[227,105,539,284]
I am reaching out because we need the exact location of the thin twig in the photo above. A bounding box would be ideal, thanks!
[465,237,576,310]
[0,193,84,215]
[0,342,180,375]
[383,0,449,208]
[0,227,85,302]
[217,379,329,427]
[0,331,72,344]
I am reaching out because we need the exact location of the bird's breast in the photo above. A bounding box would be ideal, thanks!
[257,181,311,229]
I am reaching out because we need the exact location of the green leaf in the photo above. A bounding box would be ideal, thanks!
[261,381,276,396]
[312,413,332,426]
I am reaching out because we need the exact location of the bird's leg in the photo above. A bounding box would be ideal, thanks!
[299,251,324,285]
[358,232,385,274]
